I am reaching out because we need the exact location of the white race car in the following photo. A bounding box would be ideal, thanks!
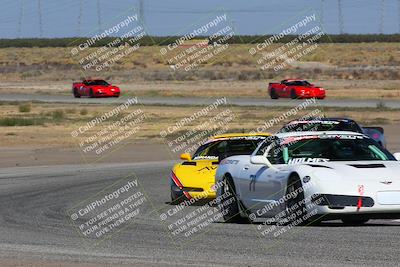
[215,131,400,225]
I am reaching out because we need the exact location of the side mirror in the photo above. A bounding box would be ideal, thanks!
[393,153,400,161]
[250,155,269,165]
[180,153,191,161]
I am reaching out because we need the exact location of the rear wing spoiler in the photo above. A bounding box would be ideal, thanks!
[363,126,384,134]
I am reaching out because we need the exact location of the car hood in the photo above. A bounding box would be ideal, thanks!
[296,86,324,90]
[172,160,218,189]
[91,85,119,89]
[302,160,400,182]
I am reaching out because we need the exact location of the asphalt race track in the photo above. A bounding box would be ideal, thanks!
[1,162,399,266]
[1,93,400,108]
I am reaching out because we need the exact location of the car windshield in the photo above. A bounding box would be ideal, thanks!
[86,80,109,86]
[280,120,361,133]
[284,80,311,86]
[193,137,266,160]
[259,135,395,164]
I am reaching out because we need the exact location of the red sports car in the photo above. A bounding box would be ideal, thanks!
[268,79,326,99]
[72,79,120,98]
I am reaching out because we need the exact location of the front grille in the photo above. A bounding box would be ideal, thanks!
[312,194,374,208]
[182,187,204,192]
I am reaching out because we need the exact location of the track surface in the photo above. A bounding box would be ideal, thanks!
[0,162,400,266]
[1,93,400,108]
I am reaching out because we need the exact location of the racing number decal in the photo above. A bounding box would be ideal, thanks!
[197,166,217,172]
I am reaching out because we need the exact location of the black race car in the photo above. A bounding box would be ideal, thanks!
[279,118,386,148]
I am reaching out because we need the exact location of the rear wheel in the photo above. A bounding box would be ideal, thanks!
[270,89,279,99]
[290,90,298,99]
[341,218,369,226]
[73,89,81,98]
[219,175,248,223]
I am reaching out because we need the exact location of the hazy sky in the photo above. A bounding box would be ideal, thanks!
[0,0,399,38]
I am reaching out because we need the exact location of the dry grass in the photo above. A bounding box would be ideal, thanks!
[0,44,399,70]
[0,43,399,99]
[0,44,399,83]
[0,102,399,148]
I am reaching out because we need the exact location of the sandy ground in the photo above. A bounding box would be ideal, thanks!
[0,141,172,168]
[0,124,399,168]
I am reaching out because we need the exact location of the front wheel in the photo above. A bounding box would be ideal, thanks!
[283,174,307,225]
[73,89,81,98]
[170,186,185,205]
[290,90,298,99]
[219,176,248,223]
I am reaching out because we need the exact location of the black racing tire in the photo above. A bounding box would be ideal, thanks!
[170,186,185,205]
[270,89,279,99]
[290,89,298,99]
[341,218,369,226]
[89,89,95,98]
[73,89,81,98]
[283,173,307,225]
[219,175,248,223]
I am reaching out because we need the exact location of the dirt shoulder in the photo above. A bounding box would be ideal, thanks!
[1,79,400,100]
[0,141,172,168]
[1,123,400,168]
[0,101,399,168]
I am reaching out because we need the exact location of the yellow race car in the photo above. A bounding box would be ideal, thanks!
[170,133,271,204]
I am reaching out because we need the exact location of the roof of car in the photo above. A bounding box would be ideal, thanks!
[276,131,365,139]
[211,132,272,139]
[286,117,357,124]
[282,79,306,82]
